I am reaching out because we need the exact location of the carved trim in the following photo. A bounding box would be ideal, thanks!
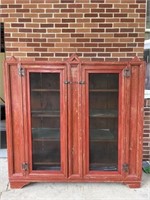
[130,56,142,63]
[66,53,81,64]
[9,56,18,62]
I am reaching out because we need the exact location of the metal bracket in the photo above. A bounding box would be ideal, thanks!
[124,68,131,77]
[18,65,25,76]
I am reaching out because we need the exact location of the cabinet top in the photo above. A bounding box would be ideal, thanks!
[5,54,144,67]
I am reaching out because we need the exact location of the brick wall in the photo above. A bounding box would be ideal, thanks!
[143,99,150,161]
[0,0,146,62]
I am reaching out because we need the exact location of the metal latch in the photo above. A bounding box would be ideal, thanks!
[124,68,131,77]
[22,163,28,171]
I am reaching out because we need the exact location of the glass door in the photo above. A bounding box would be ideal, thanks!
[28,71,67,173]
[88,73,119,172]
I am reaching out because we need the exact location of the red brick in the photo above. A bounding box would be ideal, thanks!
[41,53,54,57]
[85,14,98,17]
[16,9,29,12]
[19,38,32,42]
[99,4,112,8]
[62,19,75,23]
[55,53,68,57]
[27,53,40,57]
[71,34,84,37]
[41,43,54,47]
[91,29,105,32]
[91,19,105,23]
[19,29,32,32]
[91,9,105,12]
[68,4,82,8]
[62,29,75,33]
[41,24,54,28]
[18,18,31,22]
[55,24,68,27]
[61,0,74,2]
[91,0,104,2]
[11,23,24,27]
[33,29,46,33]
[34,48,47,52]
[9,5,22,8]
[61,9,74,12]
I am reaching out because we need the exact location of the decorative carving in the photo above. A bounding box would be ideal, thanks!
[130,56,142,63]
[9,56,18,62]
[66,53,81,64]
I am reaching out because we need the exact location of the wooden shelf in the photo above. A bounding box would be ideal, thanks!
[90,89,118,92]
[32,128,60,140]
[33,138,59,142]
[90,110,118,118]
[90,163,118,171]
[33,162,60,170]
[90,129,117,142]
[31,110,60,117]
[31,89,60,92]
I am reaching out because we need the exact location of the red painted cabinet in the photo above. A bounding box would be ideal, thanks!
[4,54,145,188]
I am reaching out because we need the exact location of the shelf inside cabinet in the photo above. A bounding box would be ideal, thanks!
[90,129,117,142]
[31,110,60,117]
[33,162,60,170]
[90,89,118,92]
[90,110,118,118]
[32,128,60,141]
[31,89,60,92]
[90,163,118,171]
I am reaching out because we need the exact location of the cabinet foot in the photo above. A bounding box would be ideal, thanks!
[124,182,141,188]
[10,181,30,189]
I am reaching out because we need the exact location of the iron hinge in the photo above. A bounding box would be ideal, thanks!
[123,163,129,172]
[124,68,131,77]
[22,163,28,171]
[18,65,25,76]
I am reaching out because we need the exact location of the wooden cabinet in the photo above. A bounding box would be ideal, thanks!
[4,54,145,188]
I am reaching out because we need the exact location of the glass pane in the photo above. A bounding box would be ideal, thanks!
[30,73,60,170]
[89,73,119,171]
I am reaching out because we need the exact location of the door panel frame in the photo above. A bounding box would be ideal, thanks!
[81,65,126,180]
[22,65,68,179]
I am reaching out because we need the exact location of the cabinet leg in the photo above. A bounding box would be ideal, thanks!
[124,182,141,188]
[10,181,30,189]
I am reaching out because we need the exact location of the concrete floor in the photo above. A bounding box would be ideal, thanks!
[0,158,150,200]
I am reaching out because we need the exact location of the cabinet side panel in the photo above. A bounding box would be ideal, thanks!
[128,63,145,178]
[9,65,24,174]
[136,64,145,178]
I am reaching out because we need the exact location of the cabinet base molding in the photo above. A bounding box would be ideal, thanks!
[124,182,141,188]
[10,181,30,189]
[9,180,141,189]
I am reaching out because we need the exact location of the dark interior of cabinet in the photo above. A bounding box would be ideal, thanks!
[89,73,119,171]
[30,73,61,171]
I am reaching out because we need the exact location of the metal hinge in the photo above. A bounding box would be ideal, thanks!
[124,68,131,77]
[22,163,28,171]
[123,163,129,172]
[18,65,25,76]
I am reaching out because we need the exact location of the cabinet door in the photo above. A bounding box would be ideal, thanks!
[23,68,68,179]
[82,67,125,180]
